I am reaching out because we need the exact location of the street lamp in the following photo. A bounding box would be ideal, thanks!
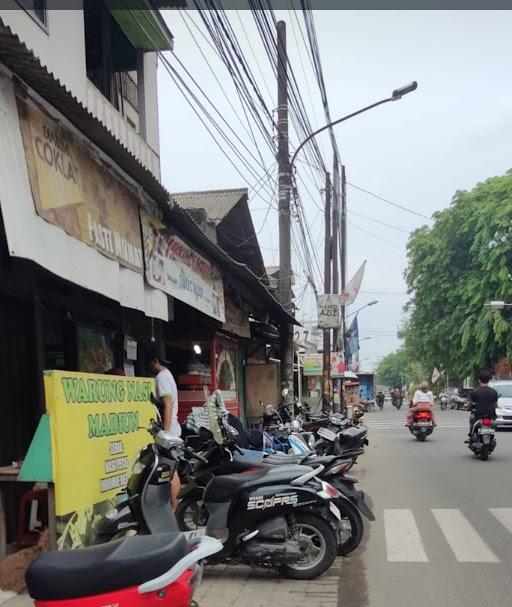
[290,83,418,171]
[484,300,512,310]
[346,299,379,321]
[360,337,372,342]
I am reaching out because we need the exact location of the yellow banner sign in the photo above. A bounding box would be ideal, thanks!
[44,370,155,516]
[17,98,143,273]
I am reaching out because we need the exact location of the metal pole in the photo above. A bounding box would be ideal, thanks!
[297,349,302,407]
[276,21,294,400]
[322,172,332,413]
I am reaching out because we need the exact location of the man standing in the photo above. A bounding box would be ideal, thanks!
[468,370,498,434]
[147,349,181,508]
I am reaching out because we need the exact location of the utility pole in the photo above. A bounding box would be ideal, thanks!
[322,171,332,413]
[331,157,340,413]
[341,164,347,357]
[276,20,294,400]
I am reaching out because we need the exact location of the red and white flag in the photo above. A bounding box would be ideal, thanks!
[340,261,366,306]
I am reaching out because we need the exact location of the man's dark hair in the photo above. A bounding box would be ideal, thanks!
[146,348,167,366]
[478,370,492,384]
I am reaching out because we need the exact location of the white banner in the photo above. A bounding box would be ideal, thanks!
[340,260,366,306]
[141,210,225,322]
[317,294,340,329]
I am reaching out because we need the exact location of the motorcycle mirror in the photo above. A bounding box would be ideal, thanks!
[281,388,289,398]
[265,405,276,415]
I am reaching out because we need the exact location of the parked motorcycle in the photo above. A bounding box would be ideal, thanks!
[408,410,434,441]
[97,420,342,580]
[467,417,496,460]
[26,532,221,607]
[176,426,373,557]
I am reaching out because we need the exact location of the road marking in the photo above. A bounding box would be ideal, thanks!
[431,509,499,562]
[384,509,428,562]
[489,508,512,534]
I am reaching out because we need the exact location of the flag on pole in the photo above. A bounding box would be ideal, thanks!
[432,367,441,384]
[340,261,366,306]
[345,315,359,360]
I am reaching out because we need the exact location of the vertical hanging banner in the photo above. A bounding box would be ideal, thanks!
[141,210,225,322]
[340,261,366,306]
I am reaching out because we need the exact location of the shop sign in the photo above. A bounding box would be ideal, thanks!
[141,210,225,322]
[303,354,323,376]
[44,370,155,516]
[223,287,251,338]
[317,294,340,329]
[17,98,143,273]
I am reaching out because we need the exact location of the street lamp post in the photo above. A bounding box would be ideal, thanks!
[290,82,416,413]
[484,301,512,310]
[346,299,379,321]
[290,82,418,173]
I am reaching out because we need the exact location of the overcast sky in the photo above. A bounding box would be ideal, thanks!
[158,10,512,369]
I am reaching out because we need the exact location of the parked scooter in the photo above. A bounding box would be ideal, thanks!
[26,532,221,607]
[97,419,342,580]
[439,394,448,410]
[467,417,496,460]
[176,424,373,556]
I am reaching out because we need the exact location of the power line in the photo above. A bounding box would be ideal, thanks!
[348,220,404,250]
[349,209,411,235]
[348,182,433,222]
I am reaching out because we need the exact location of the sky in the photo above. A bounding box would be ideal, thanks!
[157,9,512,370]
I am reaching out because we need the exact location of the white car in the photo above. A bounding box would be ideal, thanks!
[490,380,512,428]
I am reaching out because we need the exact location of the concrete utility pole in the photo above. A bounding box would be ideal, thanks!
[276,20,294,399]
[332,157,340,412]
[322,171,332,413]
[341,164,347,357]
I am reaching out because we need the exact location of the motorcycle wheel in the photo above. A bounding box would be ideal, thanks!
[417,434,426,442]
[480,445,489,461]
[280,513,337,580]
[335,498,364,556]
[176,497,208,531]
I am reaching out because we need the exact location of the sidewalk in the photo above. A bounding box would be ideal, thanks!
[196,560,343,607]
[0,559,343,607]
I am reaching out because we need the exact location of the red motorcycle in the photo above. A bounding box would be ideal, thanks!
[26,520,221,607]
[408,410,434,442]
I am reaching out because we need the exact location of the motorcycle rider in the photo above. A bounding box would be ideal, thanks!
[406,382,437,427]
[466,370,498,436]
[376,391,385,408]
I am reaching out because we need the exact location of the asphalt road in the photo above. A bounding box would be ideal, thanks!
[341,404,512,607]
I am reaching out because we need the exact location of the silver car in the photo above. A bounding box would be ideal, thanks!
[490,381,512,428]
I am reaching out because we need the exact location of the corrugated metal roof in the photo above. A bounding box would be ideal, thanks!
[171,188,247,224]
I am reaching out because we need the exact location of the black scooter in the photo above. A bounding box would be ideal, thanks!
[467,417,496,460]
[176,430,373,556]
[98,422,342,580]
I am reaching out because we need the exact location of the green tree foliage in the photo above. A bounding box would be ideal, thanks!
[375,345,428,389]
[404,170,512,378]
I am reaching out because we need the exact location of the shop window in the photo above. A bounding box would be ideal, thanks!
[166,340,212,393]
[78,326,117,374]
[84,0,142,134]
[16,0,46,26]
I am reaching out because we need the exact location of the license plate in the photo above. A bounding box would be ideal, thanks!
[318,427,337,442]
[416,421,431,426]
[329,501,341,520]
[478,428,494,434]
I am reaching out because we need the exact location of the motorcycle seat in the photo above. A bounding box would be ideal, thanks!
[26,532,189,601]
[204,464,312,503]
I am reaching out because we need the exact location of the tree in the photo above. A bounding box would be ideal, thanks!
[404,170,512,379]
[375,345,428,389]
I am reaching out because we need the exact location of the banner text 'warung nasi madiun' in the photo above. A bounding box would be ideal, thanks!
[44,370,155,517]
